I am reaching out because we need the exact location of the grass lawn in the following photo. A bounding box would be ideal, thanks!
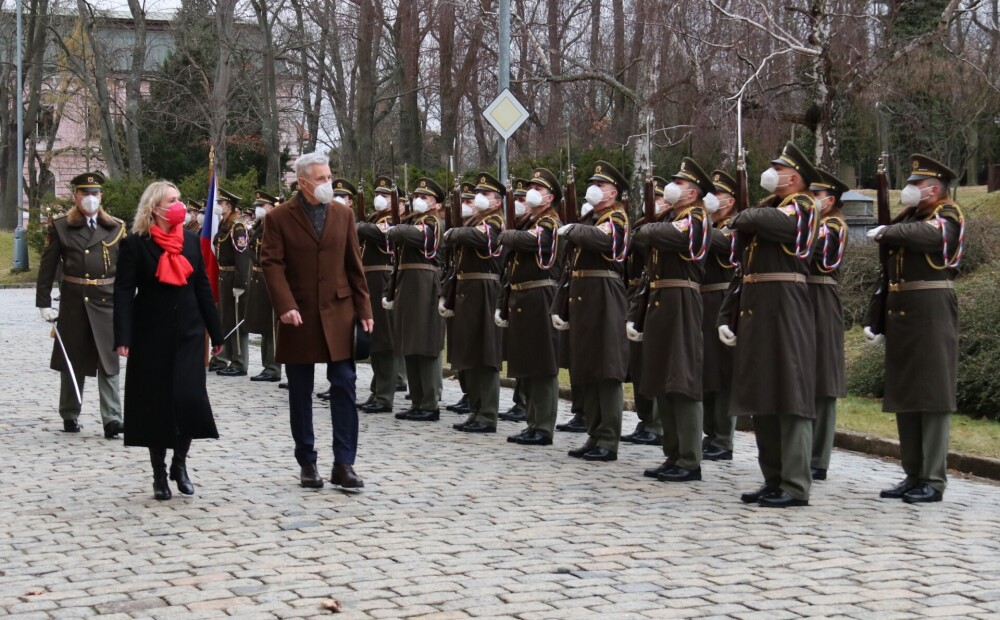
[0,231,40,285]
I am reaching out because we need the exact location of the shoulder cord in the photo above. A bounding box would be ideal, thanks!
[685,214,710,262]
[729,231,740,268]
[610,217,629,263]
[537,222,559,270]
[819,222,847,271]
[793,203,816,259]
[485,219,504,257]
[933,212,964,270]
[422,219,439,260]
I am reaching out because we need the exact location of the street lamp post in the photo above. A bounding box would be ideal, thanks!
[11,0,29,271]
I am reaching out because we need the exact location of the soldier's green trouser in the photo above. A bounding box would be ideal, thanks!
[656,393,703,470]
[511,379,525,409]
[523,375,559,438]
[60,369,122,426]
[634,391,662,435]
[570,382,585,415]
[753,414,812,501]
[260,324,281,378]
[582,380,623,452]
[704,390,735,451]
[404,354,442,411]
[222,325,249,372]
[396,357,407,387]
[896,412,950,493]
[368,350,396,407]
[811,396,837,470]
[465,366,500,427]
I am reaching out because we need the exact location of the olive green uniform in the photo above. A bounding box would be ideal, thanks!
[245,221,281,379]
[214,215,251,371]
[357,210,398,407]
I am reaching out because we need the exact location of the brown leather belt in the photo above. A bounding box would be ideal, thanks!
[252,266,263,273]
[700,282,730,293]
[457,273,500,281]
[889,280,955,293]
[363,265,393,273]
[62,275,114,286]
[219,266,236,272]
[743,273,806,285]
[650,278,700,290]
[511,279,557,291]
[398,263,438,271]
[572,269,618,279]
[806,275,837,286]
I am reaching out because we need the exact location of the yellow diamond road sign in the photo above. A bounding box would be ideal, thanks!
[483,88,529,141]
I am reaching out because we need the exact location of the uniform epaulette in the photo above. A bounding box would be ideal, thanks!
[673,204,707,222]
[780,192,818,211]
[51,212,68,221]
[484,213,504,228]
[931,201,964,223]
[598,208,628,227]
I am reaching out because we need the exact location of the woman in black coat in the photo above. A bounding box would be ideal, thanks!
[114,181,224,500]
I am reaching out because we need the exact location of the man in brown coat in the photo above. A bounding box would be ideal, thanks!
[36,172,126,438]
[865,155,963,504]
[261,152,373,490]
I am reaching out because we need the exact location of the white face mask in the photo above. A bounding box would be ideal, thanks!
[525,188,545,208]
[580,202,594,217]
[900,183,925,208]
[80,195,100,215]
[255,206,267,219]
[514,200,526,216]
[412,197,429,213]
[760,168,788,193]
[703,192,720,214]
[196,213,205,225]
[312,181,334,204]
[461,203,473,218]
[184,212,194,224]
[473,193,492,211]
[373,194,390,211]
[663,182,683,205]
[584,184,605,206]
[214,204,225,216]
[655,198,669,214]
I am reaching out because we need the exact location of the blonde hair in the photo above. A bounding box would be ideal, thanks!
[132,180,180,234]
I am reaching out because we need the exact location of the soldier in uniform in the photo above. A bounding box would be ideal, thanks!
[498,178,530,423]
[718,142,821,507]
[806,170,849,481]
[622,176,667,447]
[356,176,400,413]
[555,161,630,461]
[246,191,282,383]
[865,155,963,504]
[185,200,203,233]
[36,172,126,438]
[388,178,446,421]
[701,170,738,461]
[629,158,712,482]
[445,172,506,433]
[445,181,477,416]
[498,168,563,445]
[212,188,252,377]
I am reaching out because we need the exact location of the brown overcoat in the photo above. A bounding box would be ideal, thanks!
[702,218,735,394]
[809,213,847,398]
[261,196,372,364]
[357,211,396,354]
[386,212,445,358]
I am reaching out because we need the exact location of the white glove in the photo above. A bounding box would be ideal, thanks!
[718,324,737,347]
[863,326,885,346]
[626,321,643,342]
[39,307,58,322]
[866,225,887,240]
[557,223,576,236]
[233,288,245,298]
[381,297,394,310]
[438,297,454,318]
[551,314,569,331]
[494,308,508,328]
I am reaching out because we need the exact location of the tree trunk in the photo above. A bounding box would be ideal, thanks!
[125,0,146,178]
[211,0,237,178]
[250,0,282,186]
[356,0,377,179]
[397,0,422,167]
[76,0,125,179]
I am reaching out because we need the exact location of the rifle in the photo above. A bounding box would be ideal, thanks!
[554,163,579,320]
[868,152,891,335]
[384,143,402,305]
[633,120,656,333]
[727,95,752,331]
[442,157,461,312]
[355,180,366,221]
[497,177,517,322]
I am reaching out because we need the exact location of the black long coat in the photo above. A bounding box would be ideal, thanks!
[113,231,224,448]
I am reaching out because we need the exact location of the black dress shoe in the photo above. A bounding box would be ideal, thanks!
[360,402,393,414]
[498,406,527,422]
[515,430,553,446]
[217,367,247,377]
[902,483,943,504]
[208,362,228,372]
[758,490,809,508]
[153,473,172,500]
[456,421,496,433]
[556,415,587,433]
[568,443,596,458]
[395,408,415,420]
[299,464,324,488]
[643,459,676,478]
[658,466,702,482]
[279,382,288,389]
[623,431,661,445]
[250,372,280,382]
[103,420,123,439]
[702,445,733,461]
[741,484,780,504]
[406,409,440,421]
[507,428,531,443]
[62,419,81,433]
[446,395,470,413]
[330,464,364,491]
[396,382,408,392]
[811,467,827,481]
[880,479,918,499]
[356,396,375,408]
[582,447,617,462]
[316,390,331,400]
[169,463,195,495]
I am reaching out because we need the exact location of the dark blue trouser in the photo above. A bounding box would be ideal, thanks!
[286,360,358,467]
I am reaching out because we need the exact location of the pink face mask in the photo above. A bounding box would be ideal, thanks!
[159,201,187,226]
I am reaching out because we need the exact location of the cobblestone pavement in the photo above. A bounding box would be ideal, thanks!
[2,288,1000,619]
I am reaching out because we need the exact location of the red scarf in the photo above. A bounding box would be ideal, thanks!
[149,224,194,286]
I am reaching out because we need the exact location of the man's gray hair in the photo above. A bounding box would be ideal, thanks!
[294,152,329,178]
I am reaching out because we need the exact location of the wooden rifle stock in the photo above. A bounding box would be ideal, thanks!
[442,182,462,312]
[633,175,658,332]
[869,154,892,334]
[355,184,366,221]
[385,188,402,303]
[496,185,517,321]
[555,171,578,320]
[727,163,751,330]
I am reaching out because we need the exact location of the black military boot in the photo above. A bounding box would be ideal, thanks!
[170,437,195,495]
[150,448,171,501]
[556,413,587,433]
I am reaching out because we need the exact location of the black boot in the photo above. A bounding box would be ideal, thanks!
[170,437,195,495]
[150,448,171,500]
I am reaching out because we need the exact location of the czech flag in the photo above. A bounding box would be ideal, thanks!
[200,169,220,302]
